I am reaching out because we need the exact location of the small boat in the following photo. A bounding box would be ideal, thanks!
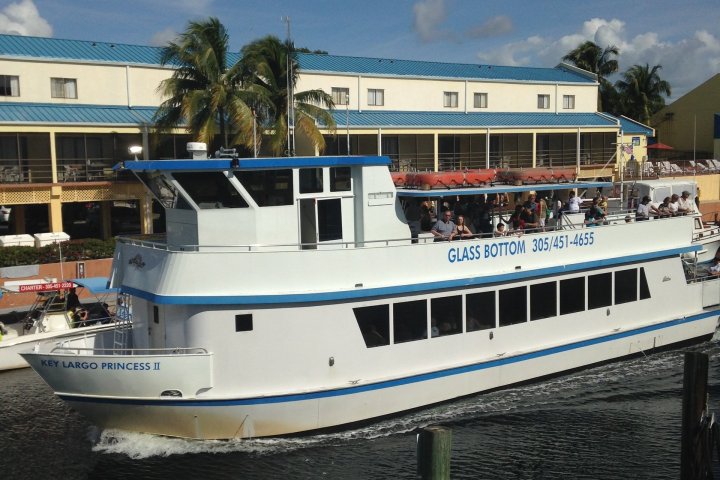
[0,277,117,371]
[413,171,465,189]
[464,169,497,186]
[20,155,720,440]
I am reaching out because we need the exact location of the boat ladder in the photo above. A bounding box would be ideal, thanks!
[113,292,133,353]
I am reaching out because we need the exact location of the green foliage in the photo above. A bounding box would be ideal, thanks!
[0,239,116,268]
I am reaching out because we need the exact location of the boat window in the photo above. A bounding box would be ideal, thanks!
[330,167,351,192]
[300,168,323,193]
[639,268,651,300]
[430,296,462,337]
[354,305,390,348]
[530,281,556,321]
[560,277,585,315]
[234,169,293,206]
[393,300,427,343]
[173,172,248,209]
[318,198,342,241]
[466,291,495,331]
[614,268,638,304]
[499,286,527,326]
[588,272,612,309]
[135,172,191,209]
[235,314,253,332]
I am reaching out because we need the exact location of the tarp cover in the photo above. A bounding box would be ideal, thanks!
[70,277,117,295]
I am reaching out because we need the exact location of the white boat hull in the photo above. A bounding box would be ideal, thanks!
[22,311,719,439]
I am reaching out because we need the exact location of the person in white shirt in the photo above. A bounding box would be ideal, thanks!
[636,195,652,221]
[677,190,695,215]
[567,191,581,213]
[668,194,680,216]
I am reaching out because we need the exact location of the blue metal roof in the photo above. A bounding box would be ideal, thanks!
[117,156,391,172]
[296,52,595,83]
[0,33,171,66]
[328,111,618,128]
[0,34,592,85]
[614,115,653,135]
[0,102,156,125]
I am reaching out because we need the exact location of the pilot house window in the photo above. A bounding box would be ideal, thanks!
[235,169,293,206]
[173,172,248,209]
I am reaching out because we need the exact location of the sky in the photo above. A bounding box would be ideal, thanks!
[1,0,719,101]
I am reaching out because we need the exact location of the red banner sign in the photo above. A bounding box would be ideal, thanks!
[18,281,75,293]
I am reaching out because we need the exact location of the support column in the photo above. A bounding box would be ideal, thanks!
[101,201,112,239]
[532,132,537,167]
[576,128,581,176]
[139,193,153,235]
[433,132,439,172]
[377,128,382,156]
[50,131,58,183]
[49,192,63,233]
[486,128,490,169]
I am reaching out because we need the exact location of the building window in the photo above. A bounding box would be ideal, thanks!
[537,94,550,109]
[367,89,384,106]
[563,95,575,109]
[0,75,19,97]
[51,78,77,99]
[443,91,458,108]
[332,87,349,105]
[473,92,488,108]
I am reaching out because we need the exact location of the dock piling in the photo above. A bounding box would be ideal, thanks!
[417,425,452,479]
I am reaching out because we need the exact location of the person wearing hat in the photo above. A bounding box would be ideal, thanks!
[677,190,695,215]
[636,195,652,221]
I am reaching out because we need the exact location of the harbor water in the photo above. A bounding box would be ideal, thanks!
[2,339,719,480]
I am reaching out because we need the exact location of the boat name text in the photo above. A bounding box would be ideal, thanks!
[447,232,595,263]
[39,359,160,371]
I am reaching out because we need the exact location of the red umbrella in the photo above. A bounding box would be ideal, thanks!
[647,142,674,150]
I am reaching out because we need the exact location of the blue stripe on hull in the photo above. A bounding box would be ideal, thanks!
[60,309,720,407]
[121,246,697,305]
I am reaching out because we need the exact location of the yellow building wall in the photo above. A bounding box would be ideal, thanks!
[297,73,598,113]
[651,73,720,154]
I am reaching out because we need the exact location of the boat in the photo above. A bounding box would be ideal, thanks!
[21,155,720,440]
[498,167,577,184]
[0,277,117,371]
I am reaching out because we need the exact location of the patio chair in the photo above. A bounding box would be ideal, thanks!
[669,163,683,175]
[689,160,708,174]
[63,164,78,182]
[640,162,656,177]
[4,166,20,182]
[712,159,720,170]
[656,161,672,176]
[704,160,718,173]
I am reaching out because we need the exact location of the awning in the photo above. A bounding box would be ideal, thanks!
[70,277,117,295]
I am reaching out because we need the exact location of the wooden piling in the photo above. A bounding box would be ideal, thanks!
[417,426,452,480]
[680,351,709,480]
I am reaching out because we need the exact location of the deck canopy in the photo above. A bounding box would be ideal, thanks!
[114,156,392,172]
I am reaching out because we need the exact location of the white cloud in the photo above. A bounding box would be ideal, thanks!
[413,0,448,42]
[0,0,51,37]
[467,15,512,39]
[149,27,178,47]
[475,17,720,99]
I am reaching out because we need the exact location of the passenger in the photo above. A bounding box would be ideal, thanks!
[520,204,540,232]
[420,200,433,231]
[677,191,695,215]
[494,223,507,237]
[475,198,494,238]
[656,197,672,217]
[567,191,582,213]
[453,215,474,240]
[668,194,680,216]
[584,205,606,227]
[598,195,608,215]
[524,193,538,214]
[625,215,633,223]
[66,287,80,312]
[431,210,456,241]
[538,196,549,230]
[508,205,525,231]
[709,257,720,276]
[636,195,652,221]
[74,308,89,327]
[405,199,422,244]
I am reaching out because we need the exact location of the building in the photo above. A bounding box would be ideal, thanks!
[651,73,720,160]
[0,33,646,237]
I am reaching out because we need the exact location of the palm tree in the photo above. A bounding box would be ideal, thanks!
[153,17,254,149]
[562,41,619,112]
[615,64,671,125]
[241,35,336,156]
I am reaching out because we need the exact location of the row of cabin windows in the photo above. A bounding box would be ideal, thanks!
[170,167,351,209]
[355,267,651,348]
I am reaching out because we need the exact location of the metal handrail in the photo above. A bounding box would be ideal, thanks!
[49,345,209,355]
